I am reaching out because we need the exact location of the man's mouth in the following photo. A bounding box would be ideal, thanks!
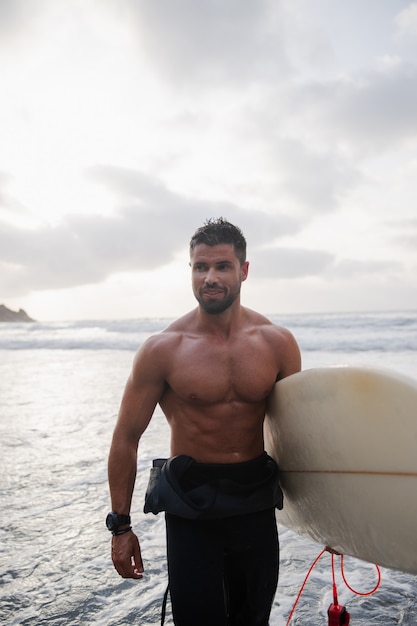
[203,288,224,298]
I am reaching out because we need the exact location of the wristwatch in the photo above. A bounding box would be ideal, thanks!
[106,511,131,535]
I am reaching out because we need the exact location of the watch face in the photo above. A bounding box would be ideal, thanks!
[106,511,130,532]
[106,512,117,531]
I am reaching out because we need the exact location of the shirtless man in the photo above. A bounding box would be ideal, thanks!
[107,218,301,625]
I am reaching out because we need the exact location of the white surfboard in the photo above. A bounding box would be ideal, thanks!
[264,367,417,575]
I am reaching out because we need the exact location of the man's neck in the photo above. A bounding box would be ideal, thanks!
[196,302,245,338]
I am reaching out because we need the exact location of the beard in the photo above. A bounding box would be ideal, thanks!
[195,284,241,315]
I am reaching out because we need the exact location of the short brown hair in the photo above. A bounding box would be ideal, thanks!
[189,218,247,265]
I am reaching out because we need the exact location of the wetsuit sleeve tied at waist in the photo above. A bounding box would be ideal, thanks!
[143,453,283,520]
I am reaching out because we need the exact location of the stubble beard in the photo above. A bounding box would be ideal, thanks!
[195,284,241,315]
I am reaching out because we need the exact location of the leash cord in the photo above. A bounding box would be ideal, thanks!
[286,549,382,625]
[340,555,381,596]
[285,548,327,625]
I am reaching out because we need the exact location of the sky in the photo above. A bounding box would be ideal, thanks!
[1,0,417,321]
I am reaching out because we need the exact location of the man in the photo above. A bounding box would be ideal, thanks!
[107,218,301,625]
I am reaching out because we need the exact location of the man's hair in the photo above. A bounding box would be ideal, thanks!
[189,217,247,265]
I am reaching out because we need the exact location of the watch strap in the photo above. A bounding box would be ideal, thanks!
[112,526,132,536]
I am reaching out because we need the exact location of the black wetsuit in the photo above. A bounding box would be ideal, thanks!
[166,507,279,625]
[144,453,282,626]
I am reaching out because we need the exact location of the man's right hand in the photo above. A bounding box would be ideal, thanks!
[111,531,144,579]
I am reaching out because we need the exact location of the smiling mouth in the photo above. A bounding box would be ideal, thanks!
[203,288,225,298]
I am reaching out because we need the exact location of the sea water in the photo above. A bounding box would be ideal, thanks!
[1,311,416,625]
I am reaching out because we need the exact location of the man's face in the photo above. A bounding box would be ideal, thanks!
[190,243,249,314]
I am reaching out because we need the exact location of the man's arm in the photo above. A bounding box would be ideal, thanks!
[276,327,302,380]
[108,338,167,579]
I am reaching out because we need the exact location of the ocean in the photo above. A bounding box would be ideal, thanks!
[1,311,416,625]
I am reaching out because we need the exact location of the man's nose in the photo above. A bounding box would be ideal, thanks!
[205,267,218,284]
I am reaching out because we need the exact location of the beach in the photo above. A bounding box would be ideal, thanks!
[1,311,417,625]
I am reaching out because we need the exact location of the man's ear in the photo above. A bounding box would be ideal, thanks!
[241,261,249,282]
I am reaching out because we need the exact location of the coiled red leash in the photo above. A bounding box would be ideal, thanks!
[340,554,381,596]
[286,548,381,625]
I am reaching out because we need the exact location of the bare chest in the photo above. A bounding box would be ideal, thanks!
[165,337,277,404]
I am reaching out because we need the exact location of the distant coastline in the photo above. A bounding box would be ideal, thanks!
[0,304,35,323]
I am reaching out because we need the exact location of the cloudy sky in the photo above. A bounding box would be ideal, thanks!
[1,0,417,321]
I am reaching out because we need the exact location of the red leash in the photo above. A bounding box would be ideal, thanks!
[286,548,381,625]
[285,548,327,625]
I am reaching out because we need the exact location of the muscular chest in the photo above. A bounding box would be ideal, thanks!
[165,336,277,404]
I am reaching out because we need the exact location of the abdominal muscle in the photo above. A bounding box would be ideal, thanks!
[161,398,267,464]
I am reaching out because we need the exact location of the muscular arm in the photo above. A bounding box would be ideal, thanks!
[108,337,167,578]
[276,327,302,380]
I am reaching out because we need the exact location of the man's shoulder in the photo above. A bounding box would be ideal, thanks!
[140,310,197,353]
[163,309,198,333]
[243,308,299,345]
[244,308,289,332]
[247,312,301,378]
[243,308,272,325]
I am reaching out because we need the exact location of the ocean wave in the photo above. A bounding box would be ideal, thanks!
[0,312,416,352]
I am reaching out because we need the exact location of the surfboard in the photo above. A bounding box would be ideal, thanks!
[264,366,417,575]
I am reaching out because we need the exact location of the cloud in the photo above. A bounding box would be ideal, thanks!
[0,1,415,319]
[225,96,363,213]
[0,0,49,44]
[328,258,402,279]
[394,3,417,42]
[250,247,334,279]
[389,218,417,250]
[87,165,300,247]
[250,247,403,282]
[1,163,405,299]
[289,62,417,153]
[0,0,31,32]
[0,167,301,295]
[118,0,289,84]
[0,172,12,208]
[0,171,29,218]
[275,138,362,212]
